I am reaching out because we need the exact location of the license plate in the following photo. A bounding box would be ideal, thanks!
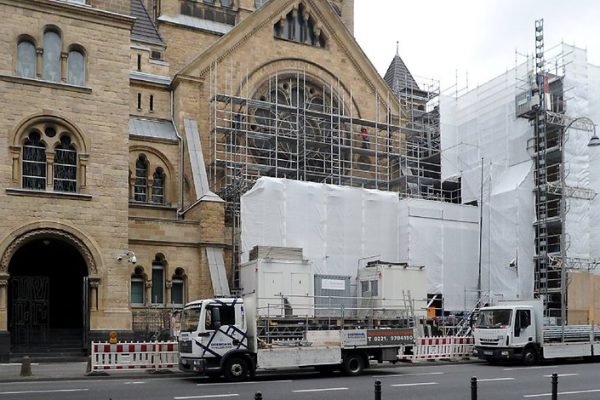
[484,351,493,356]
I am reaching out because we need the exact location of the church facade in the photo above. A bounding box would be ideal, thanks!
[0,0,409,359]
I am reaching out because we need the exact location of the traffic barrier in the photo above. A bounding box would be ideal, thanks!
[398,336,473,361]
[90,341,178,371]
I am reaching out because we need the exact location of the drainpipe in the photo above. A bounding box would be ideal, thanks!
[171,88,184,219]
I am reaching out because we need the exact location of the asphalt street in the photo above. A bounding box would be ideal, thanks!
[0,360,599,400]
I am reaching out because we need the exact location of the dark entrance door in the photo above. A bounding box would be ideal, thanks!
[8,238,88,355]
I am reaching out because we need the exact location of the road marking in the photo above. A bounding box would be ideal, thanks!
[124,381,146,384]
[292,388,348,393]
[524,388,600,397]
[0,389,89,395]
[198,380,293,386]
[390,382,439,387]
[477,378,515,382]
[374,372,444,378]
[0,363,40,366]
[504,366,557,371]
[175,395,240,400]
[543,373,578,377]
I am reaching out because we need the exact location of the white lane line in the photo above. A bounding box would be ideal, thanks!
[504,366,557,371]
[292,388,348,393]
[124,381,146,384]
[542,373,578,377]
[524,388,600,398]
[391,382,439,387]
[374,372,444,378]
[198,379,293,386]
[0,389,89,395]
[175,395,239,400]
[0,363,40,366]
[477,378,515,382]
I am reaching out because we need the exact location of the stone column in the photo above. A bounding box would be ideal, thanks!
[9,146,20,183]
[145,281,152,306]
[46,151,54,189]
[89,277,100,311]
[0,273,8,331]
[35,48,43,78]
[61,52,68,82]
[165,279,172,306]
[79,153,89,189]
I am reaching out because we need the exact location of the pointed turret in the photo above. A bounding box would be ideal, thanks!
[383,41,420,97]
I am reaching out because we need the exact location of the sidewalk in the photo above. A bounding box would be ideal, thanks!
[0,361,182,383]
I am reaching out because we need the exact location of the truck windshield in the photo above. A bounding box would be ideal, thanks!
[476,309,512,329]
[180,304,202,332]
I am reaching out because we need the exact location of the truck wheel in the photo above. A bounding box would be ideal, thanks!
[224,357,248,382]
[341,354,364,376]
[522,348,537,366]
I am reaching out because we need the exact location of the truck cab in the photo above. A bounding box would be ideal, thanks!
[472,303,539,364]
[178,298,251,380]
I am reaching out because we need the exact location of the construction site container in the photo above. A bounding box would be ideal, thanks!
[314,274,353,318]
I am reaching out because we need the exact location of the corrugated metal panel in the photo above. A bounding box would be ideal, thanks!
[129,117,178,142]
[206,247,230,297]
[314,274,353,318]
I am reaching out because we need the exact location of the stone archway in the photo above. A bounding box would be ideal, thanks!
[1,228,100,356]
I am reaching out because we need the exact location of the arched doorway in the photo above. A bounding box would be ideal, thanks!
[7,237,88,355]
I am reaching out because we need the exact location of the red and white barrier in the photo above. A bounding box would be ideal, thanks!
[91,341,178,371]
[398,336,473,361]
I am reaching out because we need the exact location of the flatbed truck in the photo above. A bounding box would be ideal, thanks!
[472,300,600,364]
[177,294,415,381]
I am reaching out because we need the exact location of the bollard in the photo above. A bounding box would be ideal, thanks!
[470,376,477,400]
[374,380,381,400]
[254,391,262,400]
[551,372,558,400]
[20,356,32,377]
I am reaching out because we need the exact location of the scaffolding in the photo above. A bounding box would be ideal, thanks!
[516,20,598,321]
[207,62,450,288]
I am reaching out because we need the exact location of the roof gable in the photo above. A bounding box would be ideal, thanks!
[175,0,398,106]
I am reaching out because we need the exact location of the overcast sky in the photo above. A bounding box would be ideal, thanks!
[354,0,600,93]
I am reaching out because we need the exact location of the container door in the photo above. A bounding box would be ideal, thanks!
[291,273,312,317]
[263,272,283,317]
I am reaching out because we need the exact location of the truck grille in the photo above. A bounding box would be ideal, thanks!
[479,338,500,346]
[179,340,192,353]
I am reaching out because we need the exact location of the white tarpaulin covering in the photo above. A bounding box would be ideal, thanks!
[439,44,600,304]
[241,177,479,310]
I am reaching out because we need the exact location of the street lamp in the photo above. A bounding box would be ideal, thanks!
[559,116,598,329]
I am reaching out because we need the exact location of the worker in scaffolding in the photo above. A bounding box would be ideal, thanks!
[360,127,370,149]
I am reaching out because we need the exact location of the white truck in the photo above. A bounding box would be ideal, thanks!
[472,299,600,365]
[177,294,415,381]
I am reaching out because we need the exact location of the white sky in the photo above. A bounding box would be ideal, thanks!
[354,0,600,93]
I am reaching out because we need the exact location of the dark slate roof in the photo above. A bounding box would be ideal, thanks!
[383,44,420,97]
[130,0,164,46]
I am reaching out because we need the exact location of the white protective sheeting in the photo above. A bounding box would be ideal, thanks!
[440,44,600,304]
[241,178,479,310]
[440,63,536,303]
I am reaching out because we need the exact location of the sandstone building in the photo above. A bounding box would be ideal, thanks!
[0,0,434,360]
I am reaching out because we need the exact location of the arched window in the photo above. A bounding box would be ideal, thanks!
[134,155,148,202]
[16,39,36,79]
[22,131,47,190]
[151,255,165,304]
[54,135,77,192]
[274,4,325,47]
[131,266,146,305]
[67,49,85,86]
[171,268,186,306]
[42,29,61,82]
[151,167,165,204]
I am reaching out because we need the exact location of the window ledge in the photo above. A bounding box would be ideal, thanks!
[6,188,92,200]
[129,201,175,210]
[0,74,92,93]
